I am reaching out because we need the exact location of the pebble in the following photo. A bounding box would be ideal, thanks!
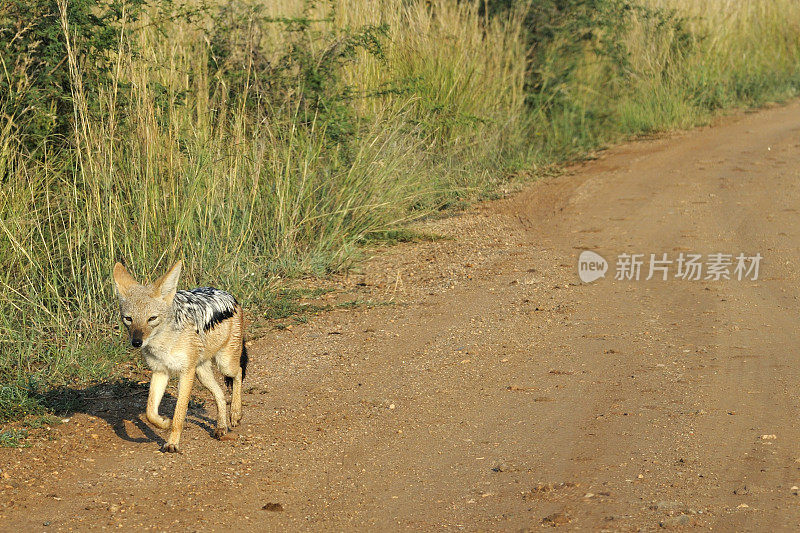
[654,501,682,511]
[491,462,509,473]
[659,515,690,528]
[541,511,570,526]
[262,503,283,512]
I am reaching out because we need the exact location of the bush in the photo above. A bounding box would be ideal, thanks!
[208,0,388,146]
[0,0,144,152]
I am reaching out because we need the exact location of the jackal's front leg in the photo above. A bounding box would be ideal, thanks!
[146,371,171,430]
[163,366,196,453]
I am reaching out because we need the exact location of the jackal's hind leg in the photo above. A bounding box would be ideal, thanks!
[219,342,246,428]
[230,365,243,428]
[195,362,228,438]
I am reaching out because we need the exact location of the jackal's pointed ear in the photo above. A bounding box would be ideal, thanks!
[113,262,138,297]
[153,261,182,301]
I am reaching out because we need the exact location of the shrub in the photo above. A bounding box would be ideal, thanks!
[0,0,144,152]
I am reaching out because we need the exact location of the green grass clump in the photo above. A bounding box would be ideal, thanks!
[359,229,447,246]
[2,0,800,426]
[0,428,29,448]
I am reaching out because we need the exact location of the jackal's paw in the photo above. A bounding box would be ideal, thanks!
[214,426,229,439]
[147,415,171,430]
[162,442,181,453]
[230,413,242,428]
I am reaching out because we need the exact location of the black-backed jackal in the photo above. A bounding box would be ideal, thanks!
[112,261,248,453]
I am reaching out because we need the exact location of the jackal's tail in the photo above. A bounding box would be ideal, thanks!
[225,341,248,391]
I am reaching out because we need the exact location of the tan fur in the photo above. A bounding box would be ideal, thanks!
[113,261,245,453]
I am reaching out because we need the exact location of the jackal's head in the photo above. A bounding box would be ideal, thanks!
[112,261,182,348]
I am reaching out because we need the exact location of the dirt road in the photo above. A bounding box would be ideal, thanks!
[4,102,800,531]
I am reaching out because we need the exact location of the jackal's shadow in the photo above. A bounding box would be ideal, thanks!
[38,379,217,445]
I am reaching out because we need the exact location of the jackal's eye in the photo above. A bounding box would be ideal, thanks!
[122,316,132,324]
[148,315,159,323]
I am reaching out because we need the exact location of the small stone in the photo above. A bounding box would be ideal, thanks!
[491,462,509,473]
[761,434,777,440]
[389,404,395,410]
[791,486,799,495]
[659,515,691,528]
[262,503,283,512]
[541,511,570,526]
[653,501,682,511]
